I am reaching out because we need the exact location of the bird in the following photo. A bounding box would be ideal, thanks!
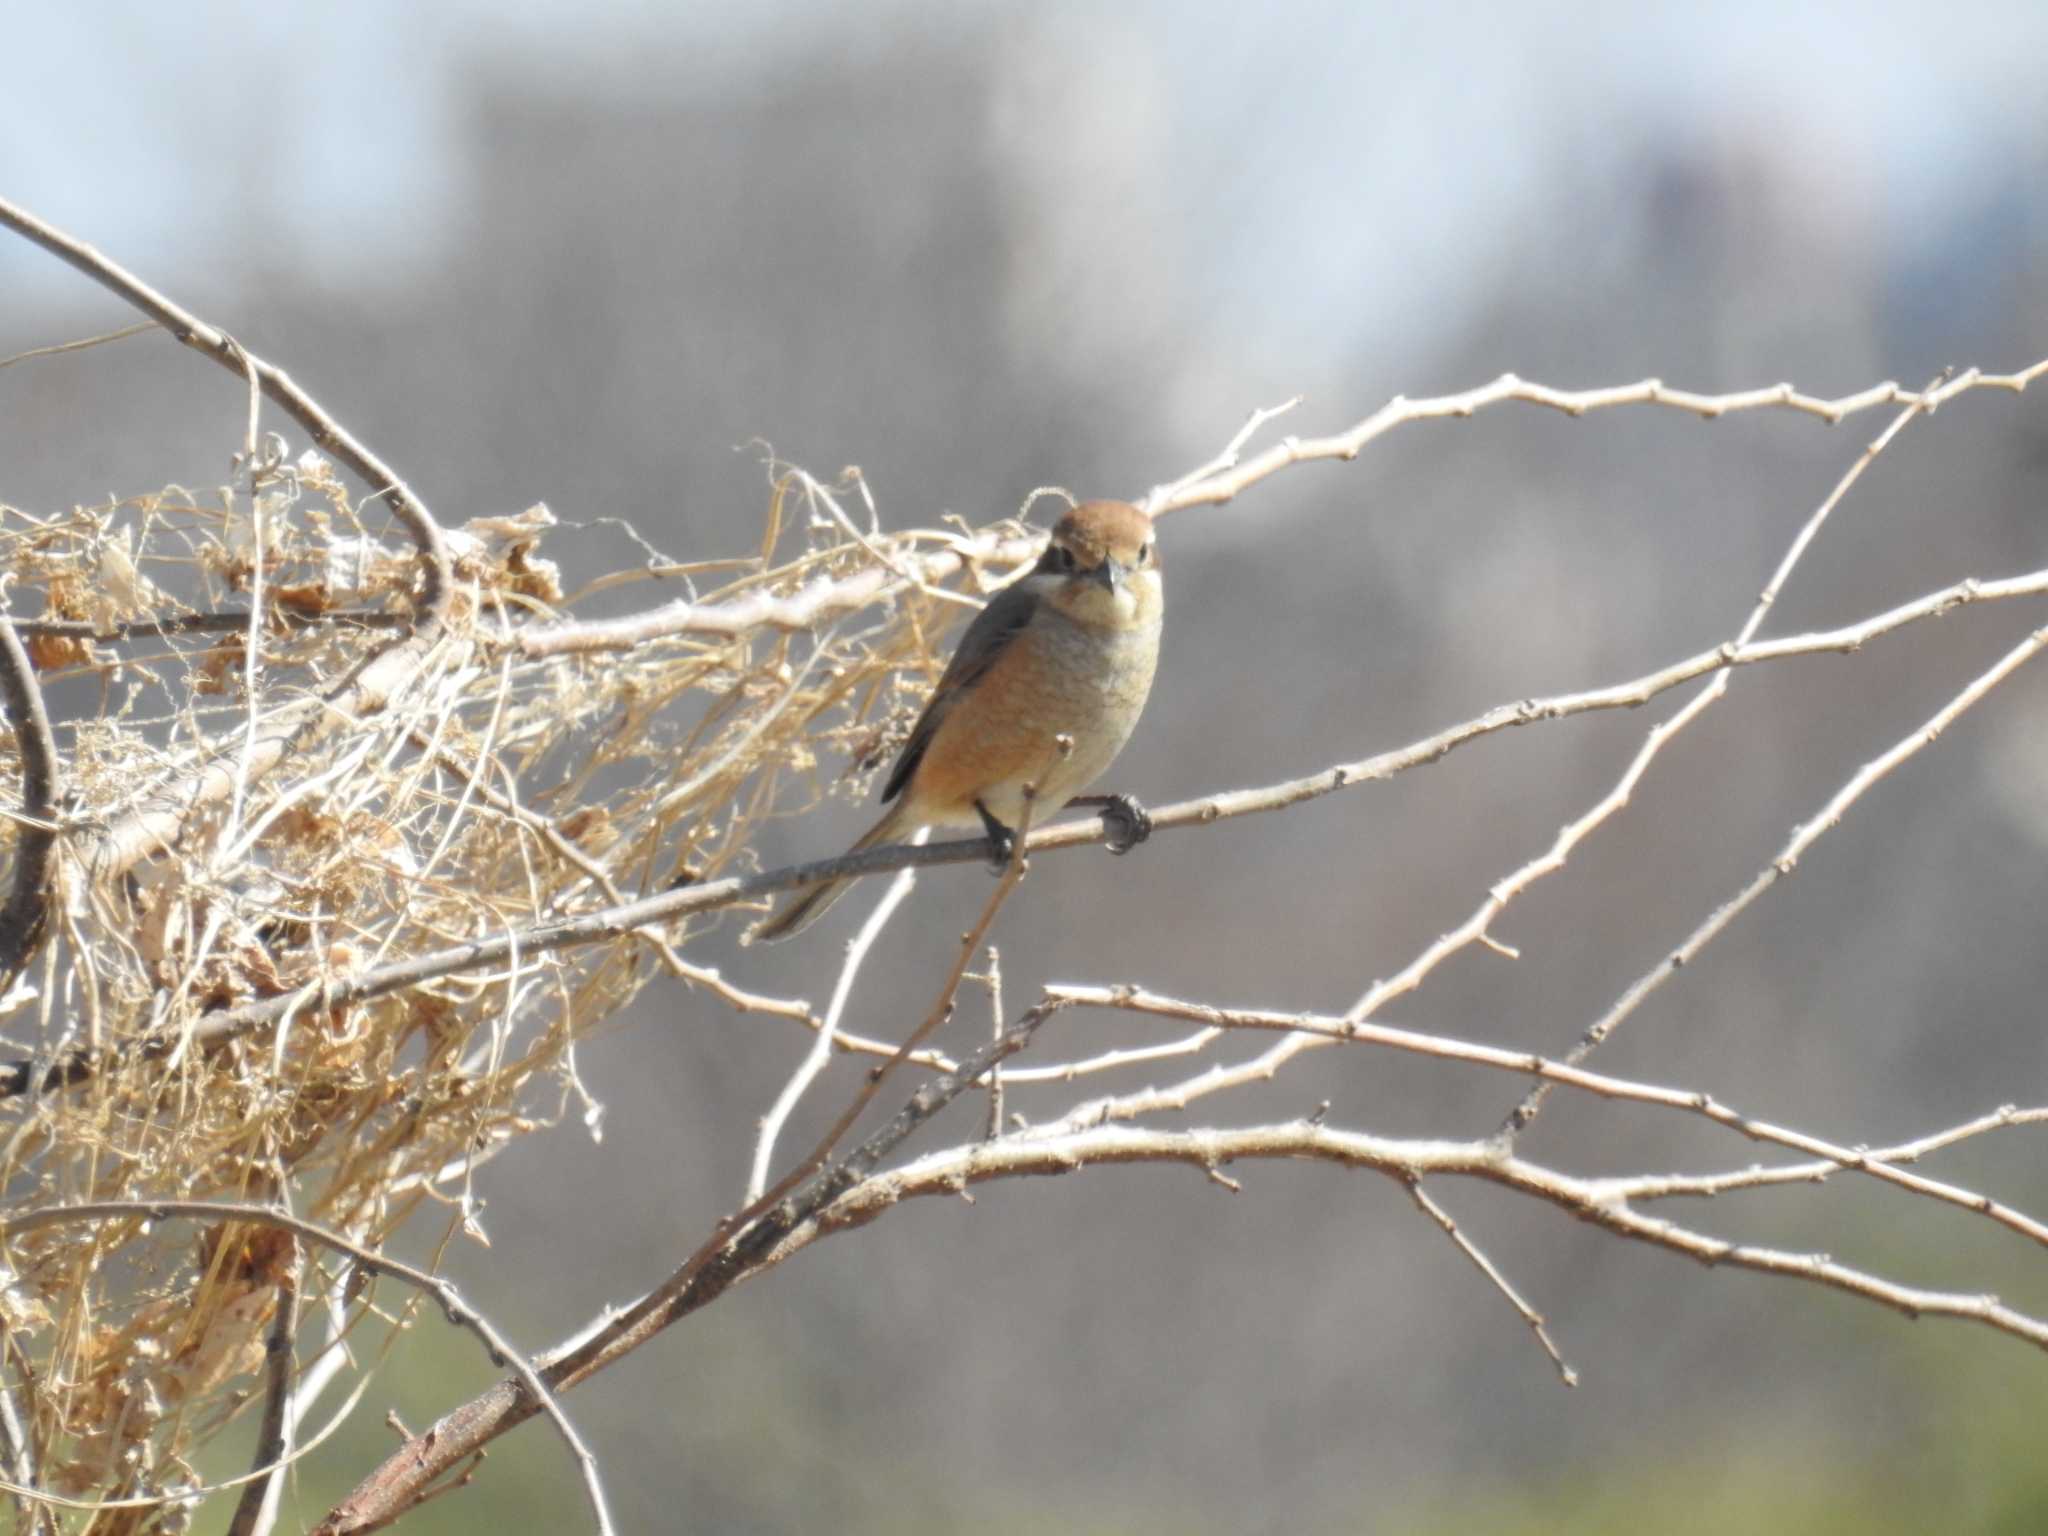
[752,498,1163,942]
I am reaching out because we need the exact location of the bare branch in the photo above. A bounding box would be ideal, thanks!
[224,1233,302,1536]
[748,841,923,1200]
[1041,986,2048,1249]
[1155,362,2048,513]
[0,196,451,627]
[1405,1179,1576,1387]
[1505,616,2048,1136]
[0,608,61,976]
[806,1122,2048,1353]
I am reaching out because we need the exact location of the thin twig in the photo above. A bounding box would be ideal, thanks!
[735,771,1040,1234]
[224,1233,302,1536]
[1505,617,2048,1136]
[1405,1178,1576,1387]
[980,944,1005,1140]
[222,459,271,854]
[1155,362,2048,513]
[1042,985,2048,1250]
[0,320,158,371]
[747,835,924,1201]
[788,469,981,613]
[0,196,451,627]
[516,362,2045,651]
[1502,381,1943,1134]
[1141,395,1303,512]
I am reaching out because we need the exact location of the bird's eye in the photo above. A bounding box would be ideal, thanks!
[1136,542,1152,565]
[1053,545,1076,572]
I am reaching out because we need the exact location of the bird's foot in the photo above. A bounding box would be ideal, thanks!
[974,799,1017,871]
[1070,792,1152,854]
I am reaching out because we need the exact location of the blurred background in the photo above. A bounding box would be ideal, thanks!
[7,2,2048,1531]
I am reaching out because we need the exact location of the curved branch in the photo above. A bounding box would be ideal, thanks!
[0,198,459,886]
[0,610,60,977]
[805,1122,2048,1351]
[0,197,450,629]
[1152,360,2048,514]
[316,1056,2048,1532]
[1041,985,2048,1250]
[523,360,2046,649]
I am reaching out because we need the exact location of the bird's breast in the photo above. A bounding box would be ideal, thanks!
[903,607,1161,828]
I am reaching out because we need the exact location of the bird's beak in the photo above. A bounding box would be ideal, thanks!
[1088,558,1124,594]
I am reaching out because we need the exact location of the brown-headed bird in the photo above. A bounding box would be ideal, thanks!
[753,499,1162,942]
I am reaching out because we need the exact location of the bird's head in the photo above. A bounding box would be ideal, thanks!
[1036,499,1161,630]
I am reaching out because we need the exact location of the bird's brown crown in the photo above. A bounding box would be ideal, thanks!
[1050,500,1155,569]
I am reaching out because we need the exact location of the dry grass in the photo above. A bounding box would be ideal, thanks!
[0,456,1008,1515]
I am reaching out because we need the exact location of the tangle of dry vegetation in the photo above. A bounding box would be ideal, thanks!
[0,439,1013,1519]
[5,197,2048,1534]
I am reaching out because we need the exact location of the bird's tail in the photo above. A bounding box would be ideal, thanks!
[749,803,912,944]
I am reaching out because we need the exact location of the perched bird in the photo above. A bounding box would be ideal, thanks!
[753,498,1163,942]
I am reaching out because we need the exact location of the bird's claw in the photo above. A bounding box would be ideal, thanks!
[1103,793,1151,854]
[1071,792,1150,854]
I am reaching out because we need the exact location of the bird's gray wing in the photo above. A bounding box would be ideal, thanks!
[881,576,1043,804]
